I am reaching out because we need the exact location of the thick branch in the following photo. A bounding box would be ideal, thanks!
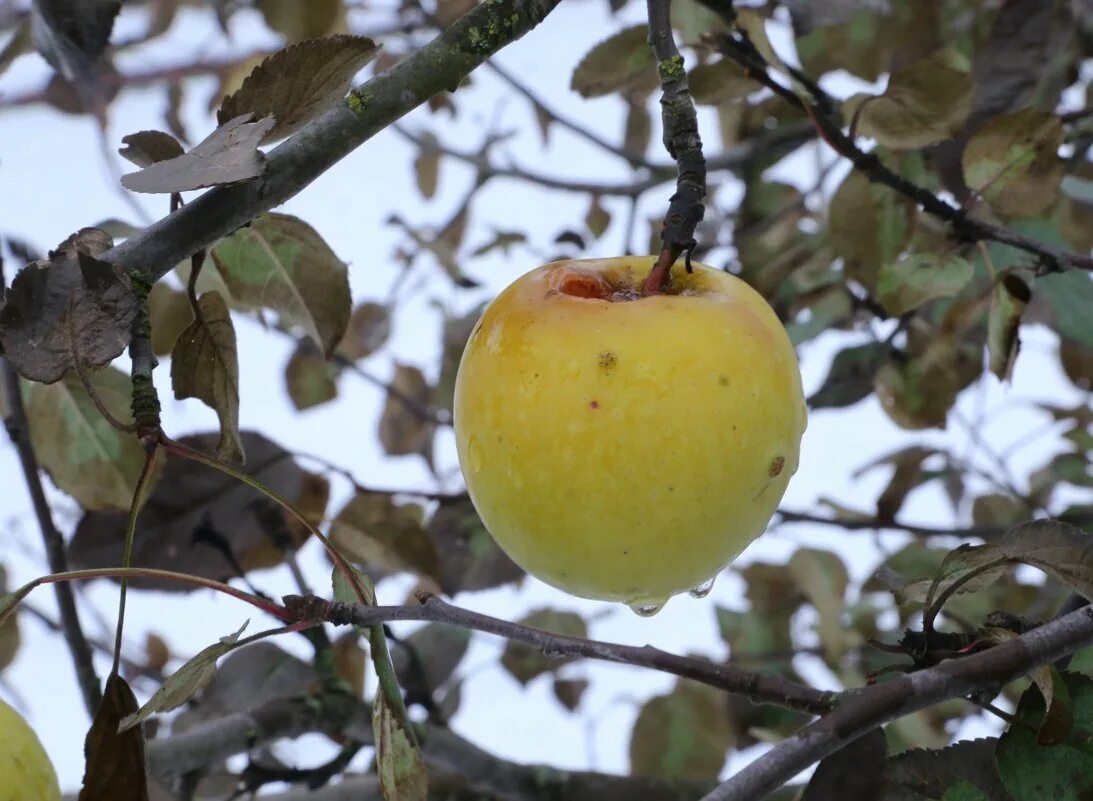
[644,0,705,294]
[99,0,563,281]
[703,604,1093,801]
[289,593,835,714]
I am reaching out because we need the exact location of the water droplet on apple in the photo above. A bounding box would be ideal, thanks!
[628,598,666,617]
[688,577,716,599]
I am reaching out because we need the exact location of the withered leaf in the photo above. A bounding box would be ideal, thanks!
[501,609,586,685]
[374,691,428,801]
[570,25,657,99]
[118,130,185,168]
[33,0,119,75]
[218,35,379,143]
[171,291,244,463]
[801,727,886,801]
[121,114,275,194]
[147,282,193,356]
[963,109,1064,218]
[877,254,974,317]
[68,431,328,590]
[78,674,148,801]
[329,491,439,581]
[284,343,337,411]
[988,273,1031,381]
[426,499,524,595]
[336,302,391,362]
[378,363,435,459]
[0,229,136,383]
[629,681,733,780]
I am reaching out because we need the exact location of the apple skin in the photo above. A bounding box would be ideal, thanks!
[0,698,61,801]
[453,257,807,608]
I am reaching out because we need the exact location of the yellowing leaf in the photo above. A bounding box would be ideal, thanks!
[963,109,1063,218]
[570,25,657,99]
[687,59,755,106]
[24,366,151,511]
[211,212,350,356]
[844,58,971,149]
[374,691,428,801]
[256,0,345,40]
[877,254,974,316]
[284,344,337,411]
[171,291,244,463]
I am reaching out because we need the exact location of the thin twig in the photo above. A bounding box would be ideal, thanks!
[701,604,1093,800]
[0,259,101,716]
[289,592,836,714]
[712,32,1093,274]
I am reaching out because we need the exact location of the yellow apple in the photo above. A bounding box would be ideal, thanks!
[0,698,61,801]
[453,257,806,613]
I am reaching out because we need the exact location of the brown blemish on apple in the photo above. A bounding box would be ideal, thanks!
[718,375,729,387]
[599,351,617,371]
[769,456,785,477]
[590,400,600,409]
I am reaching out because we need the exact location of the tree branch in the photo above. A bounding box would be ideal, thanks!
[712,32,1093,274]
[285,592,836,714]
[702,604,1093,801]
[99,0,563,282]
[0,258,101,717]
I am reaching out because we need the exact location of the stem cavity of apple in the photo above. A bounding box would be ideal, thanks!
[644,0,707,297]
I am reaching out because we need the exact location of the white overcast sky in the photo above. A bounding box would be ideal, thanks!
[0,1,1089,794]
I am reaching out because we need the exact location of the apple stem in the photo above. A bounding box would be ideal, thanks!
[642,247,678,295]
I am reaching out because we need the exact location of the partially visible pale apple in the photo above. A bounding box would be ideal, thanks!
[453,257,806,613]
[0,698,61,801]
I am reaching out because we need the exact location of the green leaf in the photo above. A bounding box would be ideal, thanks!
[788,548,848,662]
[829,169,916,293]
[884,738,1006,800]
[987,273,1031,381]
[570,25,657,99]
[256,0,344,40]
[809,342,889,409]
[119,621,249,731]
[1037,271,1093,349]
[283,344,337,411]
[171,291,244,463]
[963,109,1063,218]
[844,57,971,149]
[629,681,733,780]
[211,212,350,356]
[877,254,974,317]
[500,609,586,685]
[941,779,990,801]
[996,672,1093,801]
[24,365,151,511]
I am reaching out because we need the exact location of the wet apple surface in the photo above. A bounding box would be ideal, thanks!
[453,257,807,613]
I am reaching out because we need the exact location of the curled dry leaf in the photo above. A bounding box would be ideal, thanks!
[117,130,185,167]
[218,34,379,143]
[121,114,275,194]
[0,228,136,383]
